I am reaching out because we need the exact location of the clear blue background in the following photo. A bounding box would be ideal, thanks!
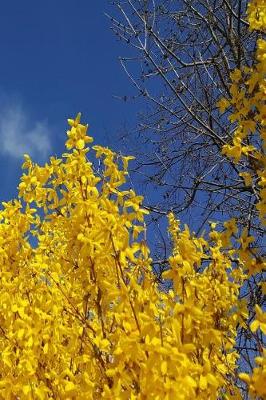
[0,0,139,201]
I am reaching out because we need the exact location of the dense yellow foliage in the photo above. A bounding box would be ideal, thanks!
[0,114,244,399]
[0,112,263,398]
[220,0,266,224]
[217,0,266,397]
[0,0,265,399]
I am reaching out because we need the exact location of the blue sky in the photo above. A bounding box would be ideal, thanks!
[0,0,139,201]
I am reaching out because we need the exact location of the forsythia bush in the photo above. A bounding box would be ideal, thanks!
[0,0,265,399]
[217,0,266,397]
[0,113,242,399]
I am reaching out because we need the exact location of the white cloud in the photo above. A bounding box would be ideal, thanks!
[0,103,52,160]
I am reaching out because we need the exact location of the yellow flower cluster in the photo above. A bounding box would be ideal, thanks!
[0,1,264,398]
[238,302,266,398]
[239,350,266,398]
[0,113,254,399]
[218,0,266,224]
[247,0,266,30]
[217,0,266,396]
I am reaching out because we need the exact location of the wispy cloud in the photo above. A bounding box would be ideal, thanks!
[0,103,52,160]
